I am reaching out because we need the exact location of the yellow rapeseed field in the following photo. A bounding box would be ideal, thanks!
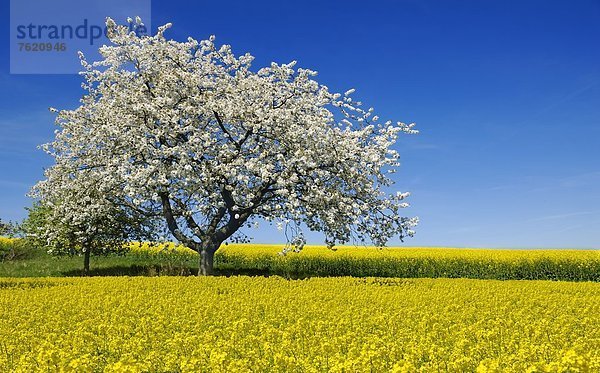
[130,242,600,261]
[215,243,600,261]
[129,243,600,281]
[1,276,598,372]
[0,237,15,245]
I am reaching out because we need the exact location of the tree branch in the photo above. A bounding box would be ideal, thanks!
[159,192,200,250]
[213,111,242,150]
[173,198,206,237]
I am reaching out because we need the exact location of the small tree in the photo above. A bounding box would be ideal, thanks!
[37,18,418,275]
[19,202,51,247]
[31,177,159,275]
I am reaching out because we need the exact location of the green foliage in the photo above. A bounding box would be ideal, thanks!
[20,202,52,249]
[0,220,8,235]
[0,219,18,237]
[0,238,39,262]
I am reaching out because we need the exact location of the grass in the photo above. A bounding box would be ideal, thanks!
[0,249,197,277]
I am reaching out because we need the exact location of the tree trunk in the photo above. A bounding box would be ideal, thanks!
[199,246,217,276]
[83,249,91,276]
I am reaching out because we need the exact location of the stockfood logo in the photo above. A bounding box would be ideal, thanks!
[10,0,151,74]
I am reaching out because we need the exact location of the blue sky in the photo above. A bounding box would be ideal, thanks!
[1,0,599,248]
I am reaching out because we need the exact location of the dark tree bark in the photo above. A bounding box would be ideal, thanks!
[83,248,91,276]
[198,238,221,276]
[199,248,215,276]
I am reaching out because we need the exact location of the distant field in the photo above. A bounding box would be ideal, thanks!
[1,276,598,372]
[2,239,600,280]
[132,243,600,281]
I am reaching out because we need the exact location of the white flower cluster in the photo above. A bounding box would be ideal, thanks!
[279,234,306,256]
[33,18,418,255]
